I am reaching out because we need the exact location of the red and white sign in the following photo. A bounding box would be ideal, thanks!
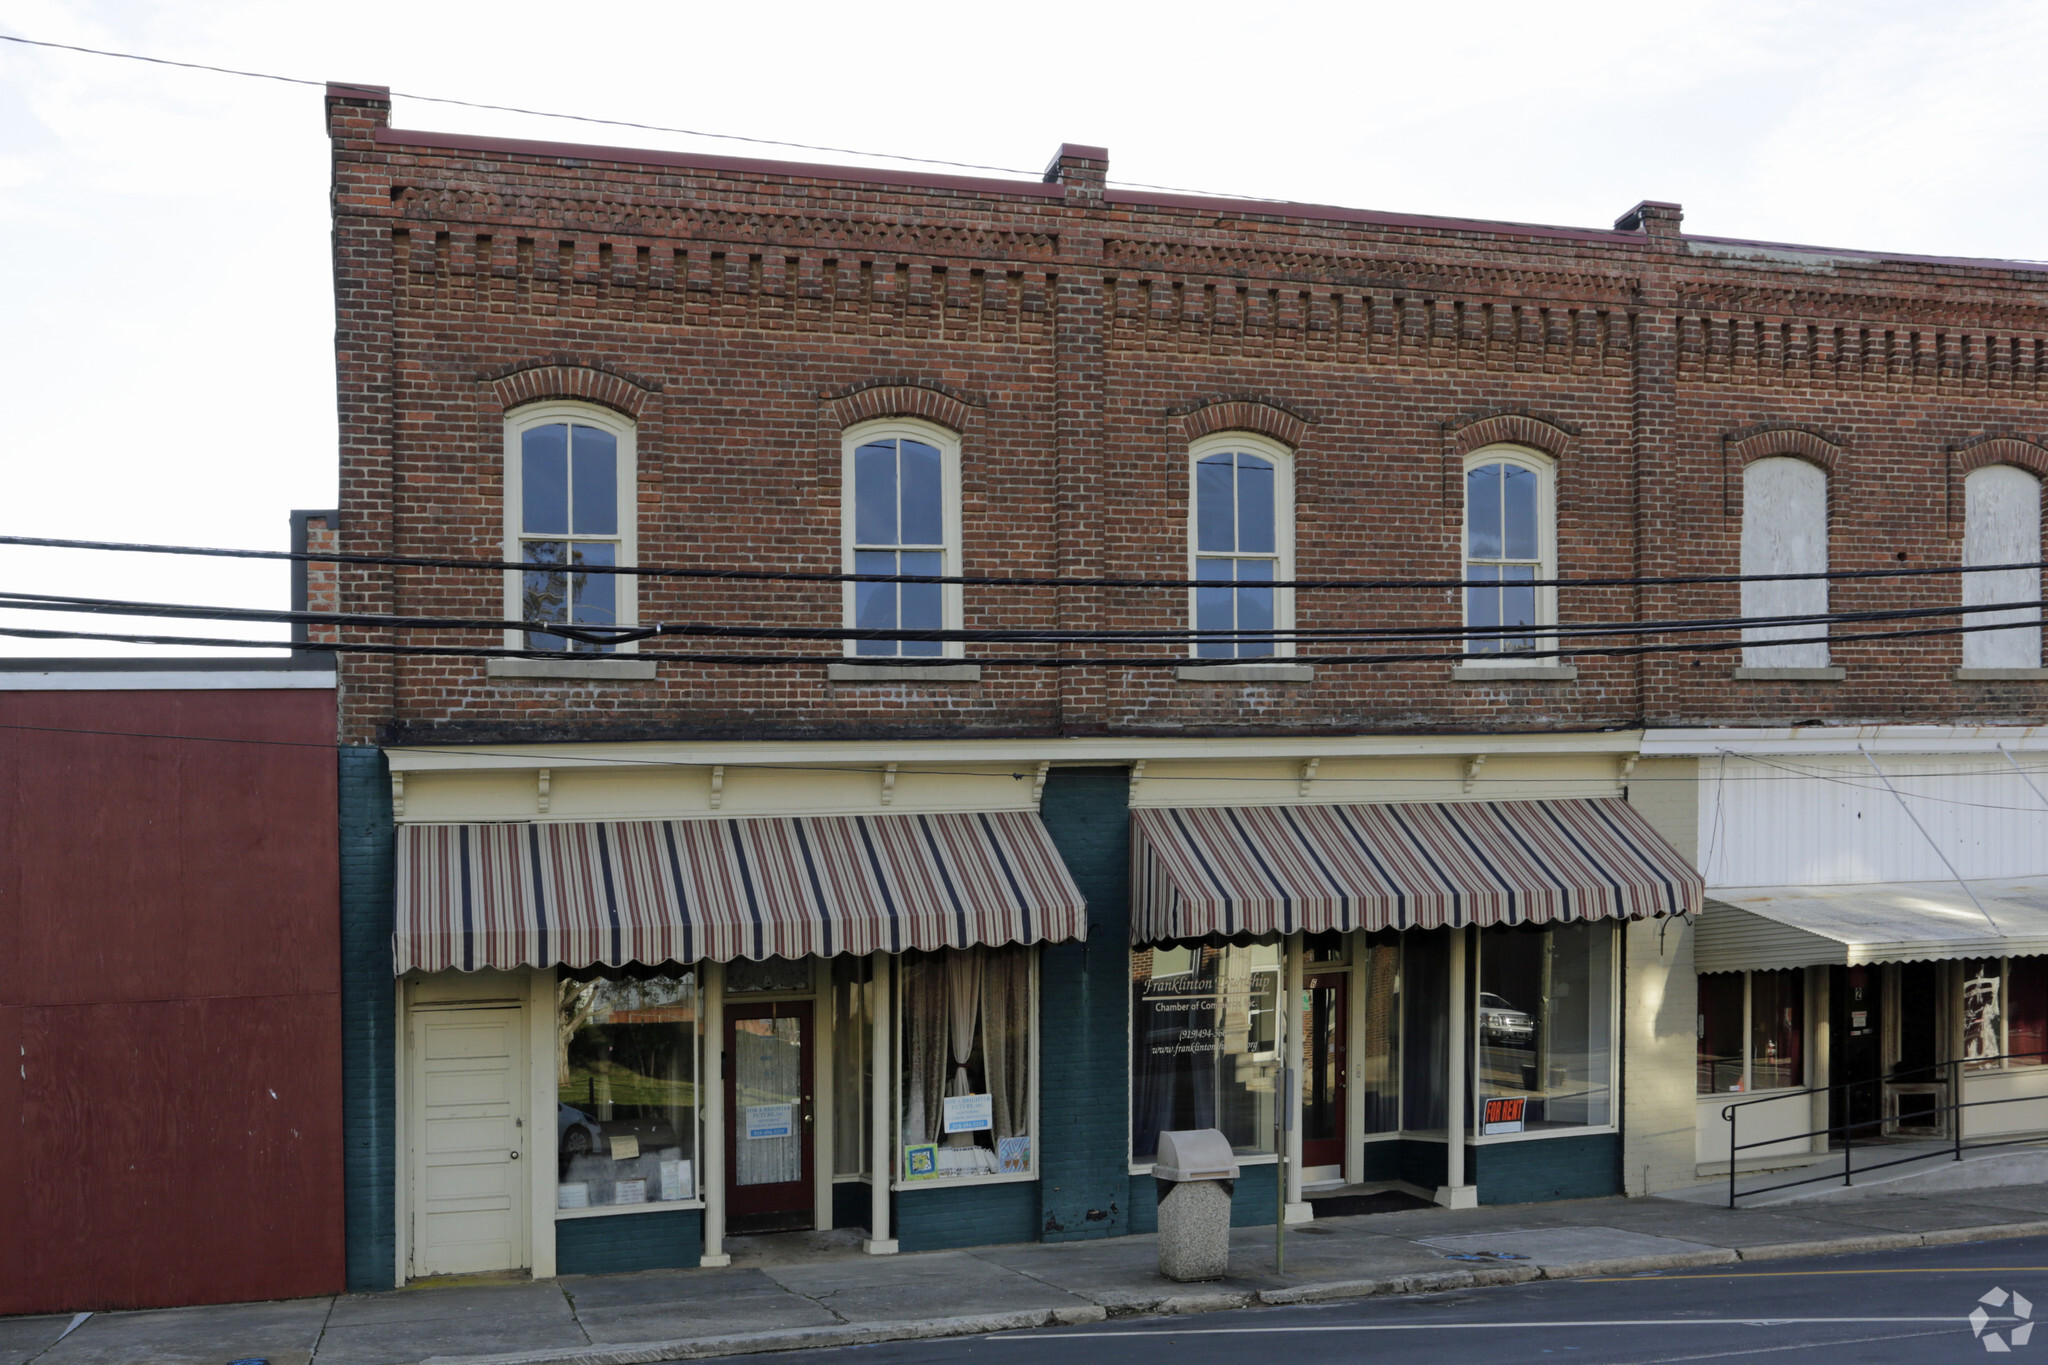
[1483,1096,1527,1135]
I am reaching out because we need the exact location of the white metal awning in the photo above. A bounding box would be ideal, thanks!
[1696,876,2048,972]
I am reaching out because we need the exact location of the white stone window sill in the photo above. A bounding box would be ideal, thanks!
[1175,663,1315,683]
[828,662,982,682]
[1955,668,2048,681]
[1732,666,1845,681]
[487,657,657,681]
[1452,664,1578,682]
[890,1169,1037,1192]
[554,1197,704,1220]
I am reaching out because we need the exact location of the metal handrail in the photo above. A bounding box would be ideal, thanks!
[1720,1047,2048,1208]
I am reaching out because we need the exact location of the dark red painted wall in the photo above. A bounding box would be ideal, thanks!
[0,688,343,1314]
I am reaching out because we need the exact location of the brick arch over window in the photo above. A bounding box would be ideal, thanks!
[1440,410,1576,527]
[1721,423,1846,515]
[822,380,979,434]
[1445,411,1576,462]
[483,358,662,419]
[1947,435,2048,522]
[1170,396,1313,450]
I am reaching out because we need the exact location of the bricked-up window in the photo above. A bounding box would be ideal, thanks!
[504,403,637,653]
[842,420,963,659]
[1740,456,1829,669]
[1462,448,1554,658]
[1963,464,2043,670]
[1189,432,1294,659]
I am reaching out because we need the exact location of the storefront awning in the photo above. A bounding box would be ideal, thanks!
[1130,797,1700,943]
[395,810,1088,973]
[1696,877,2048,972]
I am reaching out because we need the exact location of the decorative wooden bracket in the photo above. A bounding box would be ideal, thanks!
[881,763,899,806]
[1463,755,1487,793]
[709,765,725,810]
[390,771,405,817]
[537,768,552,815]
[1618,754,1639,785]
[1130,760,1147,799]
[1033,761,1051,803]
[1299,758,1321,798]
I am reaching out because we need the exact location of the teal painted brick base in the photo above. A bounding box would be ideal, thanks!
[339,746,397,1291]
[895,1180,1039,1252]
[1034,770,1132,1242]
[557,1210,703,1275]
[1473,1133,1621,1204]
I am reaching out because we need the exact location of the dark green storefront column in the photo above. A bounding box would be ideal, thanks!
[1035,767,1132,1241]
[339,746,397,1289]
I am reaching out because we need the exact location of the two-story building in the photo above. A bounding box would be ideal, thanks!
[323,80,2048,1290]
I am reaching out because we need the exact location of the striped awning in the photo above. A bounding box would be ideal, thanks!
[1131,797,1700,943]
[395,810,1088,973]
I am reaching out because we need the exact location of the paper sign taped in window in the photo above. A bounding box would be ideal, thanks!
[943,1093,993,1134]
[745,1103,794,1140]
[1482,1096,1526,1135]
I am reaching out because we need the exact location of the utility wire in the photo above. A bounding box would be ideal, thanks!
[2,531,2043,594]
[0,584,2043,649]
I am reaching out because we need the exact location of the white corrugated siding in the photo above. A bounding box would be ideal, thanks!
[1698,755,2048,888]
[1694,901,1844,973]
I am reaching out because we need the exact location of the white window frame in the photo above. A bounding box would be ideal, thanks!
[1695,968,1812,1099]
[889,948,1040,1190]
[1961,465,2044,671]
[841,419,965,661]
[502,402,639,653]
[1460,445,1558,668]
[1739,456,1831,669]
[1186,431,1296,660]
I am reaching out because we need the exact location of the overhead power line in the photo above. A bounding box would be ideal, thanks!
[2,532,2043,594]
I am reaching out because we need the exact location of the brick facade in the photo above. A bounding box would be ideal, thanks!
[327,86,2048,747]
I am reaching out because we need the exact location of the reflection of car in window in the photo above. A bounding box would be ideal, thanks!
[1479,992,1537,1047]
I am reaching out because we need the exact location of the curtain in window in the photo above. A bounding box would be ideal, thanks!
[901,955,950,1145]
[1741,457,1830,668]
[1963,465,2043,670]
[981,947,1031,1141]
[943,947,983,1147]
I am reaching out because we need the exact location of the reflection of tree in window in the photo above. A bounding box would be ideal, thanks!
[521,421,620,652]
[1194,451,1279,658]
[852,437,945,657]
[1465,460,1541,653]
[555,967,696,1206]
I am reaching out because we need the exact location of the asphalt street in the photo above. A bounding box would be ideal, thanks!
[722,1236,2048,1365]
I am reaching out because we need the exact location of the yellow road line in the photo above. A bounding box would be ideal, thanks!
[1587,1267,2048,1281]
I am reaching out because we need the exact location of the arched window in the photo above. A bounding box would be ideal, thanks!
[1740,457,1829,669]
[1963,464,2043,670]
[1189,433,1294,658]
[1462,448,1555,658]
[843,420,962,658]
[504,403,636,652]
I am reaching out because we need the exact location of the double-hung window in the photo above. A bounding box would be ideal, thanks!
[506,405,636,652]
[843,421,961,658]
[1190,434,1293,659]
[1463,449,1554,657]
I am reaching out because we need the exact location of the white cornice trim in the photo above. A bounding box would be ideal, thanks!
[1641,725,2048,756]
[385,730,1642,772]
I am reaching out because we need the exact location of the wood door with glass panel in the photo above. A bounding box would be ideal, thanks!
[1301,972,1349,1171]
[726,1001,814,1233]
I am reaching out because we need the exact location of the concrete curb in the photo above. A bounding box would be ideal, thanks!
[410,1220,2048,1365]
[416,1307,1110,1365]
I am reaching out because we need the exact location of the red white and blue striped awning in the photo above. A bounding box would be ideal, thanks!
[395,810,1087,973]
[1131,797,1700,943]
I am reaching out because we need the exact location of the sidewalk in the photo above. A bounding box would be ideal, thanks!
[12,1184,2048,1365]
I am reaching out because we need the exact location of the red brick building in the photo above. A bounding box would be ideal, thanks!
[325,81,2048,1290]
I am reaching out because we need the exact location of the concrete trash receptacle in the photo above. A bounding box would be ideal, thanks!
[1153,1128,1240,1282]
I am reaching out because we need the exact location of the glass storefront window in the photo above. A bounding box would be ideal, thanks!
[1130,941,1280,1161]
[1749,968,1803,1091]
[832,955,872,1177]
[1965,959,2002,1067]
[1359,936,1401,1134]
[1697,973,1745,1094]
[1477,922,1613,1131]
[555,966,698,1211]
[899,945,1033,1181]
[2011,957,2048,1066]
[1401,930,1451,1133]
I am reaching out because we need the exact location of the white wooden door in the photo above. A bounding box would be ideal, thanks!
[411,1005,527,1275]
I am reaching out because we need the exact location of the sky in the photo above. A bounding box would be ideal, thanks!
[2,0,2046,657]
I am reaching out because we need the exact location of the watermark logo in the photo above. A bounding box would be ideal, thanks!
[1972,1286,2034,1353]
